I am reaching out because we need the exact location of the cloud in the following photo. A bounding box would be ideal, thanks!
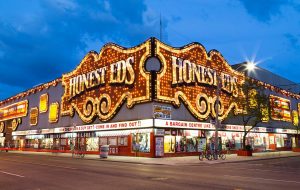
[0,0,162,100]
[238,0,290,22]
[284,33,300,49]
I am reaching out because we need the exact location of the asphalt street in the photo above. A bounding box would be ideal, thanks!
[0,152,299,190]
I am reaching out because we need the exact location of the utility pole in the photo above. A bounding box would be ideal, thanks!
[214,75,222,159]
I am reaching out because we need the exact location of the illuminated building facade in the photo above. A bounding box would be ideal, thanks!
[0,38,299,157]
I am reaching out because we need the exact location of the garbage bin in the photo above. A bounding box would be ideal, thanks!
[100,145,109,158]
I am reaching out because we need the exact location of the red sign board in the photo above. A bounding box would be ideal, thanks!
[0,100,28,121]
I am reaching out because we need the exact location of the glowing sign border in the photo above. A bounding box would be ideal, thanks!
[61,39,152,123]
[0,122,4,133]
[154,39,244,121]
[30,107,39,126]
[49,102,59,123]
[0,100,28,122]
[39,93,48,113]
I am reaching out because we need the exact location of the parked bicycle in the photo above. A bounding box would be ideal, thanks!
[72,146,85,158]
[212,149,226,160]
[199,150,213,161]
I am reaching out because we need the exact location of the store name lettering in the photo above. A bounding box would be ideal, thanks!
[171,56,239,96]
[68,57,135,99]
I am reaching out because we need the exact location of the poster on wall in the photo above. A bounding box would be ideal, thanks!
[198,137,207,152]
[155,137,164,157]
[269,136,275,144]
[153,105,172,119]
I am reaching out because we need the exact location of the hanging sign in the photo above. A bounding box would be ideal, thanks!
[61,40,152,123]
[0,100,28,122]
[154,39,244,121]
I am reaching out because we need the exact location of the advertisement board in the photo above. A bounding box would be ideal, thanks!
[154,39,244,121]
[155,136,164,157]
[153,105,171,119]
[0,100,28,121]
[61,39,152,123]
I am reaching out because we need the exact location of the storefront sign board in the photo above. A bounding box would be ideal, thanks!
[154,128,165,136]
[154,39,244,121]
[61,39,152,123]
[0,100,28,121]
[153,105,171,119]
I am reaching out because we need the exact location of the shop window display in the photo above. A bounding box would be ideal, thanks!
[108,137,117,146]
[99,137,108,146]
[186,137,197,152]
[0,137,5,147]
[86,137,99,151]
[176,136,186,152]
[118,136,128,146]
[164,135,175,153]
[41,138,53,149]
[132,133,150,153]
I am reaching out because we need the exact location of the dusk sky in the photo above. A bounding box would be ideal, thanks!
[0,0,299,100]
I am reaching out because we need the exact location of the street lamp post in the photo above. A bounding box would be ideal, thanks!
[214,75,222,159]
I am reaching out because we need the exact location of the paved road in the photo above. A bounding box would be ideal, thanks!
[0,152,299,190]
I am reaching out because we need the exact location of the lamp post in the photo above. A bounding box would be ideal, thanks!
[214,75,222,159]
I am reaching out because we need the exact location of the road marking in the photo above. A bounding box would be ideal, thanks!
[0,158,77,170]
[0,170,25,178]
[224,175,300,184]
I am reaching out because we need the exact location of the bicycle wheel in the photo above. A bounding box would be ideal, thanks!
[206,153,212,161]
[199,152,204,161]
[220,153,226,160]
[213,153,218,160]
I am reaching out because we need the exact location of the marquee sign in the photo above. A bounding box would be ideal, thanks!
[0,100,28,122]
[154,39,244,121]
[61,39,152,123]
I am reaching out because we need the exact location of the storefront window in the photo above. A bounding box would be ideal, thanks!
[186,137,197,152]
[41,138,53,149]
[86,137,99,151]
[99,137,108,146]
[276,134,285,148]
[118,136,128,146]
[164,136,175,153]
[175,136,186,152]
[108,137,117,146]
[132,133,150,153]
[0,137,5,147]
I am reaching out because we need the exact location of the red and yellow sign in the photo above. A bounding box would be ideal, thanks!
[154,39,244,121]
[61,39,152,123]
[0,100,28,122]
[270,95,291,122]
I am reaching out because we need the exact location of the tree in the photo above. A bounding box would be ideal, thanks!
[295,123,300,148]
[233,77,270,150]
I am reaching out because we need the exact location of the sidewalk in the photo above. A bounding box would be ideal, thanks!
[3,150,300,166]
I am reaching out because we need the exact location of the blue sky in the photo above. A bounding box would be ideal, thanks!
[0,0,299,100]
